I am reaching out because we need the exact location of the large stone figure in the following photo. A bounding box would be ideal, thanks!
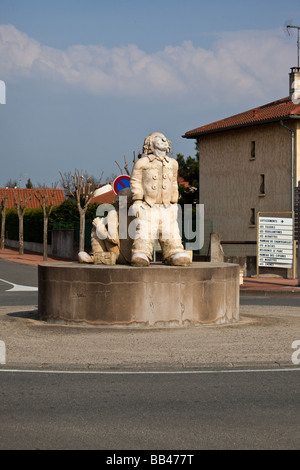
[130,132,191,267]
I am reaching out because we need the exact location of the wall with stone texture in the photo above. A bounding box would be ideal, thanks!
[38,262,240,326]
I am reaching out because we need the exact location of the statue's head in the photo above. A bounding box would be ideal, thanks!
[143,132,171,156]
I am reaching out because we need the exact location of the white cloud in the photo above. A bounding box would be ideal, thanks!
[0,24,294,102]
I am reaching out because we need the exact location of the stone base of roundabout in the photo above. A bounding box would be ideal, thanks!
[38,262,240,327]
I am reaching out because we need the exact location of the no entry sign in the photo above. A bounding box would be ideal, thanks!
[113,175,131,194]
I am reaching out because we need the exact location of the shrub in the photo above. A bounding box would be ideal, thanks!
[4,209,18,240]
[2,200,100,244]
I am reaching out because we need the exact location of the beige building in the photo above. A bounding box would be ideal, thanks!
[183,68,300,276]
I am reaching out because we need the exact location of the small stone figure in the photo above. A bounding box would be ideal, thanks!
[78,187,133,265]
[130,132,191,267]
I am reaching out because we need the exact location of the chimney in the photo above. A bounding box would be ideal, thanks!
[289,67,300,102]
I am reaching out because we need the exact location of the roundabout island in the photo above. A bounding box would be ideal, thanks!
[38,262,239,327]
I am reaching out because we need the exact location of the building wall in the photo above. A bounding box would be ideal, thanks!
[198,120,299,257]
[296,124,300,185]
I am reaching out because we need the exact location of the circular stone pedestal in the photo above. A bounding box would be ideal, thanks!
[38,262,240,327]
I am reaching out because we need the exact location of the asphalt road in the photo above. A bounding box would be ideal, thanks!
[240,295,300,307]
[0,259,38,286]
[1,258,300,308]
[0,259,38,306]
[0,368,299,450]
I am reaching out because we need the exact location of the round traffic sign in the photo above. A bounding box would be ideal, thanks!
[113,175,131,194]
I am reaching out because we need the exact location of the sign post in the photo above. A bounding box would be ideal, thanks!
[257,212,295,278]
[113,175,131,194]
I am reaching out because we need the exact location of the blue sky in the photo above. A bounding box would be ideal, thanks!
[0,0,300,187]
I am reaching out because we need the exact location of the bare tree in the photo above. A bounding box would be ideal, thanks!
[60,169,103,253]
[114,154,134,176]
[34,184,58,261]
[0,194,8,250]
[59,171,75,195]
[5,179,18,188]
[13,189,32,255]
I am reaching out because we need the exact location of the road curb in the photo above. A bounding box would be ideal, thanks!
[240,289,300,297]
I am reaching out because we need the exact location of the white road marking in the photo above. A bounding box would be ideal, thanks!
[0,367,299,375]
[0,278,38,292]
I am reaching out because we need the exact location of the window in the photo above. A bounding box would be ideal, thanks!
[250,208,256,226]
[259,174,265,195]
[250,141,256,160]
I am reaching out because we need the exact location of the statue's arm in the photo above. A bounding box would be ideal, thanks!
[130,160,144,202]
[171,159,179,203]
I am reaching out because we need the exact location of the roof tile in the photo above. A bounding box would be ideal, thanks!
[184,97,300,138]
[0,188,65,210]
[90,190,116,205]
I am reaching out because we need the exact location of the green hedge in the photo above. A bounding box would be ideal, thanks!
[25,208,44,243]
[2,208,44,243]
[4,209,19,241]
[0,199,99,244]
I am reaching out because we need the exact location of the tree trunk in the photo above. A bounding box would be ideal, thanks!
[79,210,85,253]
[43,216,48,261]
[0,199,7,250]
[19,215,24,255]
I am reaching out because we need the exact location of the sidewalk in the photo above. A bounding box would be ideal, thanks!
[0,247,299,295]
[241,275,300,296]
[0,247,72,266]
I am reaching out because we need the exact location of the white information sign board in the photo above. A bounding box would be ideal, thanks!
[258,215,294,269]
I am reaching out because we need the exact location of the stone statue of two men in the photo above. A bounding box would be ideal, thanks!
[78,132,191,267]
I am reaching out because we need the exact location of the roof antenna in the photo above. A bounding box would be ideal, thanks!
[286,23,300,67]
